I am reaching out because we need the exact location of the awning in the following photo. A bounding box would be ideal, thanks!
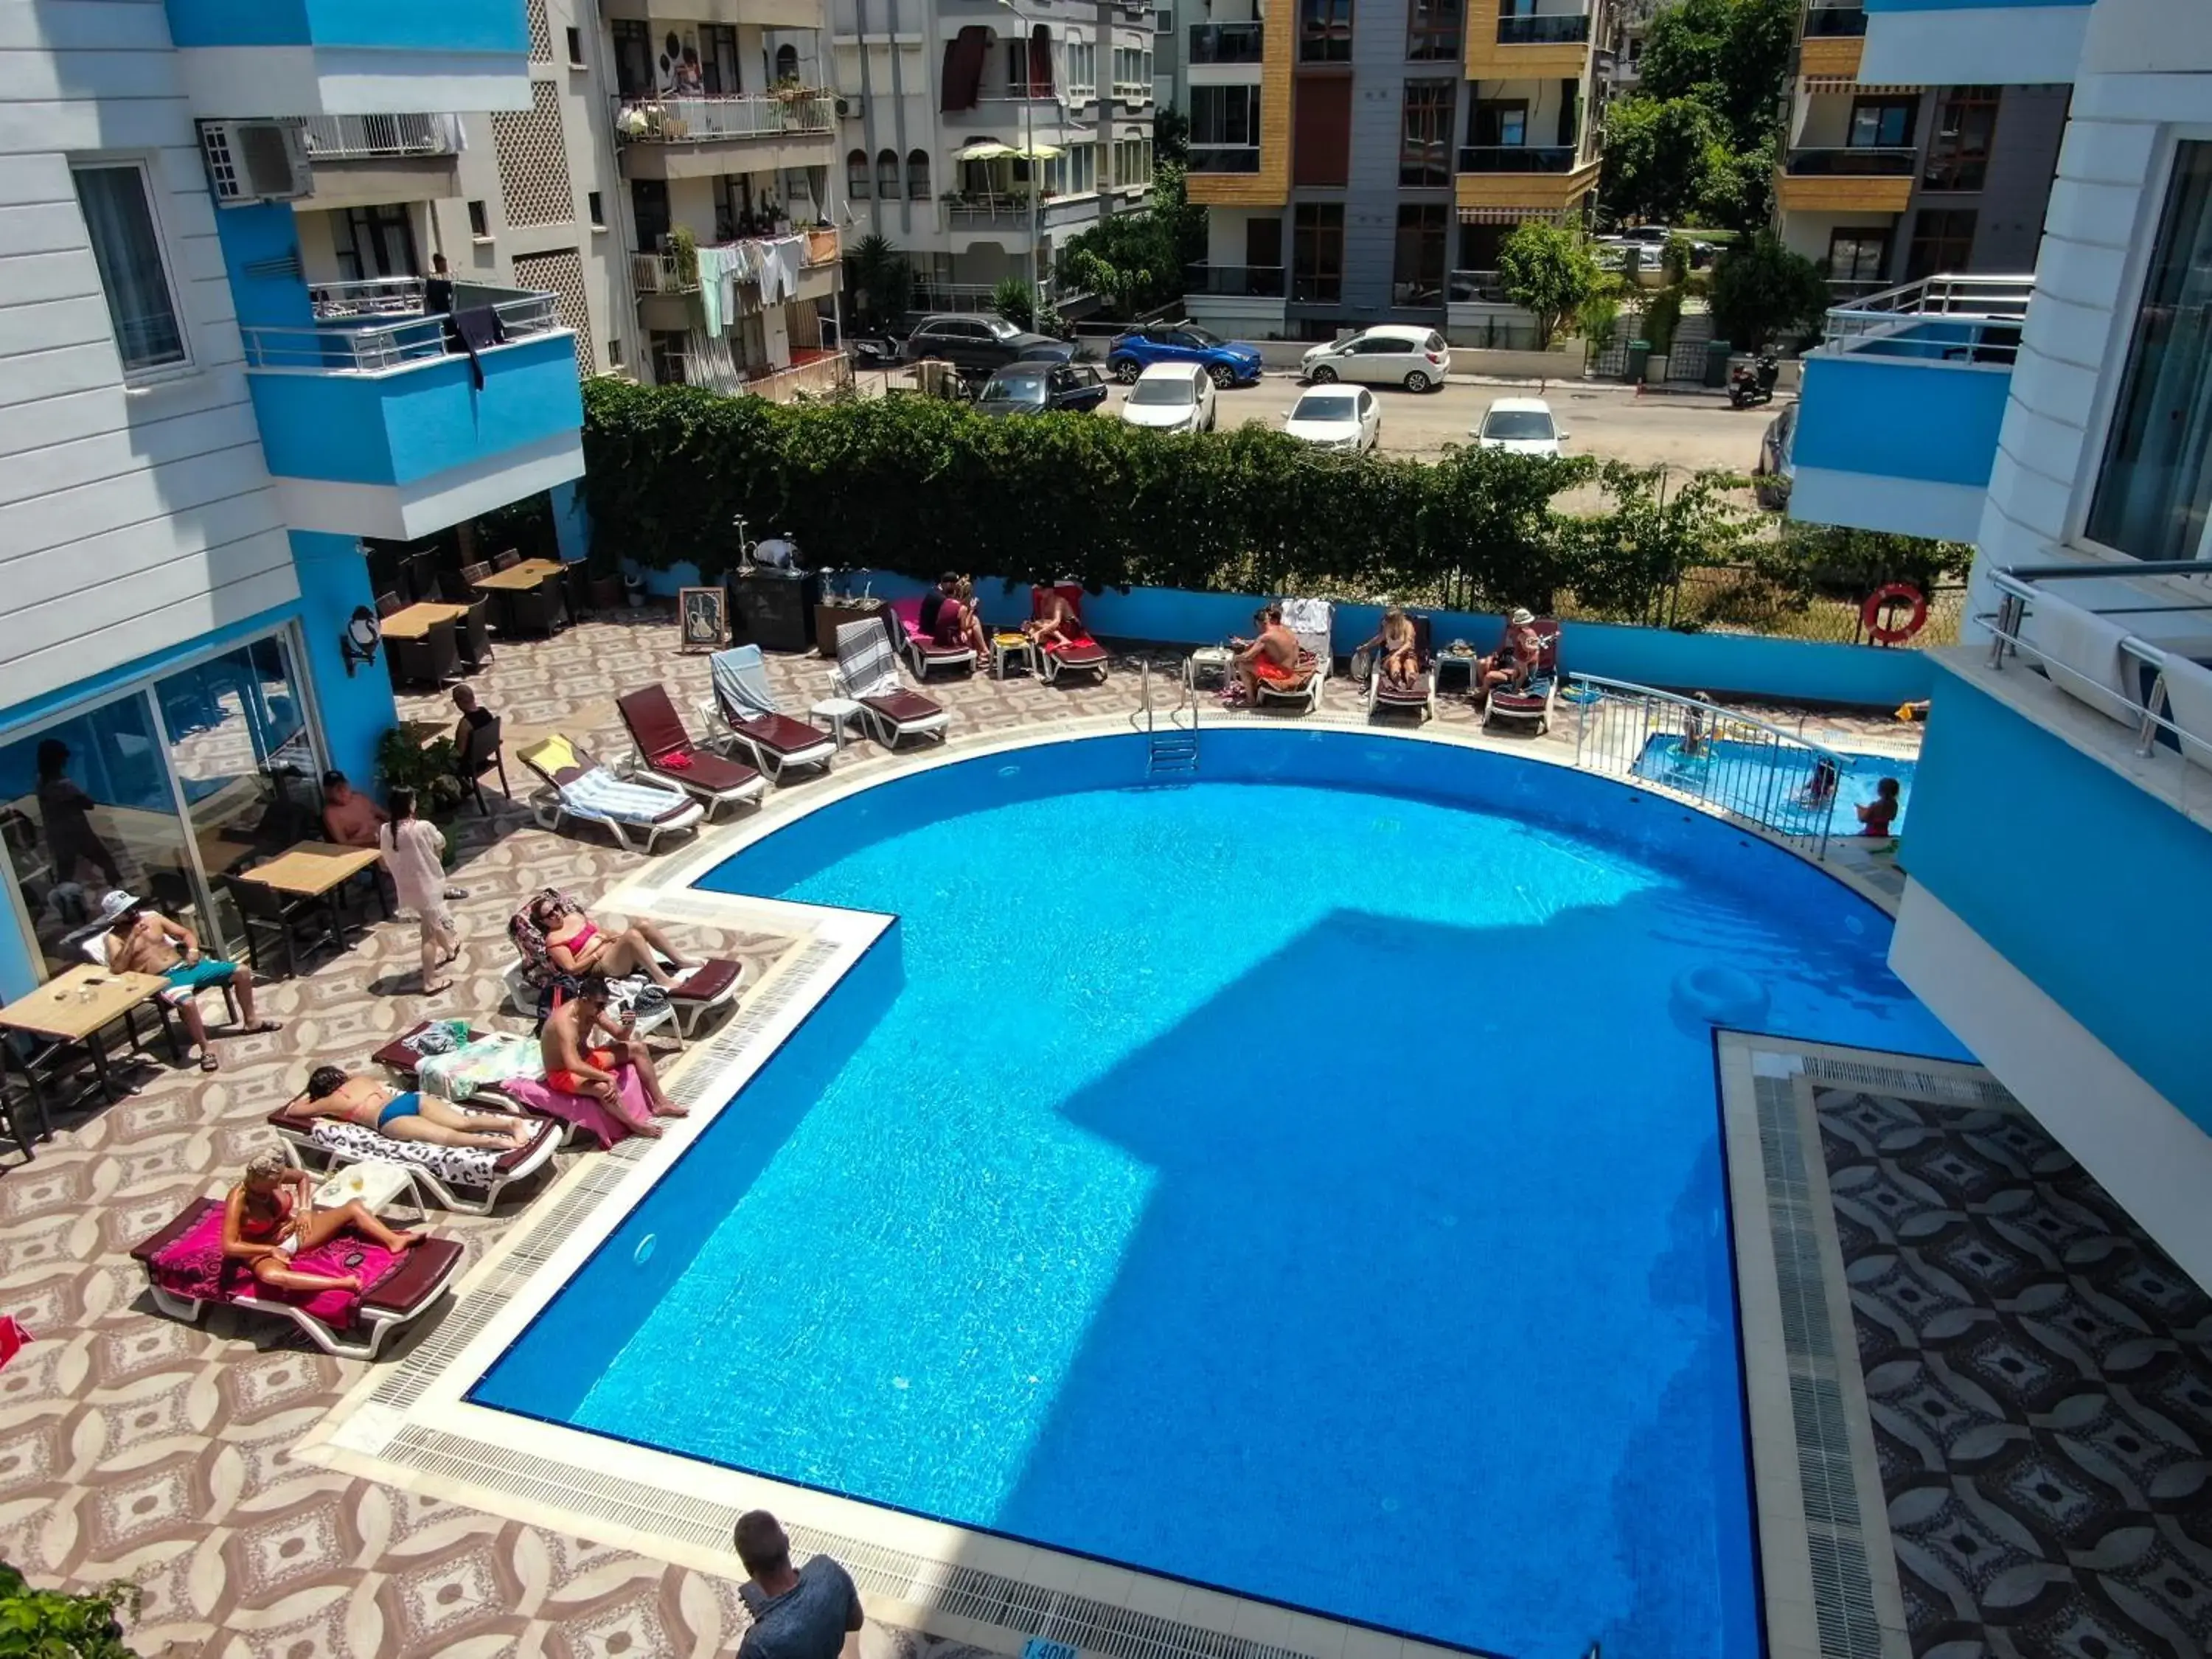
[955,139,1062,161]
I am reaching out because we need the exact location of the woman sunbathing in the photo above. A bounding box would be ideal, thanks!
[1377,607,1419,684]
[297,1065,535,1151]
[524,893,698,990]
[222,1147,422,1295]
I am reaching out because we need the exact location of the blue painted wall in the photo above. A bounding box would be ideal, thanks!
[1795,353,2011,490]
[1905,665,2212,1128]
[164,0,527,52]
[289,532,397,791]
[213,205,313,330]
[248,333,582,489]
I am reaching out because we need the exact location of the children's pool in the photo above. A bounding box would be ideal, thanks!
[1631,736,1917,837]
[474,730,1962,1659]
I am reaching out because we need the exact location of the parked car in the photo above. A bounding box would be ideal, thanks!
[1119,362,1217,434]
[900,313,1068,377]
[1299,326,1451,392]
[1105,323,1263,389]
[1753,401,1797,509]
[1282,386,1381,453]
[975,361,1111,417]
[1472,397,1568,458]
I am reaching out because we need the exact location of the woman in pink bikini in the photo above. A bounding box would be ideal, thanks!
[523,893,698,990]
[221,1148,422,1295]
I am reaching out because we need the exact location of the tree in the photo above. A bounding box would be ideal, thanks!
[1637,0,1796,149]
[1153,105,1189,167]
[846,234,913,333]
[1708,232,1832,350]
[1599,96,1725,226]
[0,1564,144,1658]
[1496,223,1599,350]
[1054,164,1205,317]
[990,276,1036,330]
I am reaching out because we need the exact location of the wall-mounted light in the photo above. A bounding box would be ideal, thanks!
[340,605,381,676]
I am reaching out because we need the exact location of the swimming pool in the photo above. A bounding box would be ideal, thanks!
[475,730,1962,1659]
[1632,737,1918,837]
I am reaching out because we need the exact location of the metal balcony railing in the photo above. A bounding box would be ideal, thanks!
[1821,272,2034,364]
[1191,145,1262,173]
[1458,144,1577,173]
[241,288,560,371]
[307,276,429,319]
[1785,145,1917,176]
[1802,2,1868,36]
[1184,262,1286,298]
[1189,21,1264,61]
[634,230,842,298]
[298,113,465,161]
[1447,268,1506,302]
[612,91,835,145]
[1495,12,1591,44]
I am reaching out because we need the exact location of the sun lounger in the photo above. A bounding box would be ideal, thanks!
[888,594,980,677]
[265,1091,563,1214]
[516,734,705,854]
[130,1196,463,1359]
[1032,583,1111,684]
[1364,612,1436,722]
[1254,597,1331,714]
[616,684,766,818]
[835,617,951,748]
[505,888,748,1040]
[1483,618,1563,734]
[706,645,839,783]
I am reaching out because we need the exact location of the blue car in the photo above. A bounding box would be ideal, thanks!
[1105,323,1264,389]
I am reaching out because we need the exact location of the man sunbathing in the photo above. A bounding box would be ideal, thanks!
[296,1065,536,1150]
[540,975,686,1138]
[1026,588,1079,650]
[524,892,699,991]
[1479,608,1543,700]
[222,1147,422,1296]
[1229,605,1302,703]
[100,891,278,1071]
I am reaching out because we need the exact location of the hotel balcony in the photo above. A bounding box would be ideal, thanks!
[1888,560,2212,1290]
[162,0,531,116]
[1787,274,2028,542]
[630,228,843,330]
[1189,22,1265,64]
[298,113,465,209]
[1773,145,1917,212]
[1798,1,1865,77]
[1466,0,1594,73]
[1495,12,1590,43]
[240,282,584,544]
[1857,0,2090,87]
[612,91,837,178]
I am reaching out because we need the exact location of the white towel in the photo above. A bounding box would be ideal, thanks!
[2157,654,2212,769]
[2025,600,2138,726]
[1279,597,1331,635]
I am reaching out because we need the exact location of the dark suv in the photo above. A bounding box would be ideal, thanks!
[900,313,1068,377]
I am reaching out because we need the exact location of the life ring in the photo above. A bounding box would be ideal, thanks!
[1862,582,1927,645]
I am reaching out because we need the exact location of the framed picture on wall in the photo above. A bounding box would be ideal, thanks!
[679,585,728,650]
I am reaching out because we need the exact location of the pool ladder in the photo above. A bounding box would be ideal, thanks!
[1135,660,1201,777]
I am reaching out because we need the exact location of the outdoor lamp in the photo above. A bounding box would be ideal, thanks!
[341,605,381,676]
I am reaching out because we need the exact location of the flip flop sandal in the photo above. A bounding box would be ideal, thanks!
[198,1050,220,1072]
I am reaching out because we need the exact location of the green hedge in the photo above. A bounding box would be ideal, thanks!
[580,379,1744,614]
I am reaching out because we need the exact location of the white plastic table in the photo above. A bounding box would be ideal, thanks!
[810,697,866,748]
[313,1157,422,1221]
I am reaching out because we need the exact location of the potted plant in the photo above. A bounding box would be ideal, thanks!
[1643,287,1683,383]
[375,727,467,824]
[586,542,623,613]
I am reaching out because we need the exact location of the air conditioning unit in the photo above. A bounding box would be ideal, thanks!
[835,94,864,120]
[198,119,312,206]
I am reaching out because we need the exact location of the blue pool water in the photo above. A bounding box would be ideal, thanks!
[1632,737,1918,837]
[476,731,1963,1659]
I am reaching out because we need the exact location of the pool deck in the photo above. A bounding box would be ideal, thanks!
[3,614,2200,1659]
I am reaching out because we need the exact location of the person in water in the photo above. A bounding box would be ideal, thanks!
[221,1147,422,1295]
[1857,776,1902,836]
[296,1066,536,1150]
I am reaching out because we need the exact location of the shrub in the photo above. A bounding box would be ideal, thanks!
[0,1562,143,1658]
[376,728,467,822]
[990,276,1036,331]
[1709,232,1832,352]
[1496,223,1599,351]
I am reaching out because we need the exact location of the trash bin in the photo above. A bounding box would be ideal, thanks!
[1704,339,1733,388]
[1626,339,1651,383]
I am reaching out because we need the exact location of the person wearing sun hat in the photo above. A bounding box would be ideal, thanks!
[1480,607,1543,701]
[98,890,278,1072]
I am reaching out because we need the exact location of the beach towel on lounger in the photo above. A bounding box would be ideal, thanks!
[711,644,780,719]
[147,1204,403,1328]
[417,1032,543,1102]
[522,735,689,823]
[310,1120,506,1188]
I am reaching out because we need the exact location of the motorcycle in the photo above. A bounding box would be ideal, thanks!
[1728,353,1780,409]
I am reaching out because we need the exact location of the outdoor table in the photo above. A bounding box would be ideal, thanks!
[0,964,172,1120]
[992,633,1037,680]
[469,560,571,636]
[313,1157,424,1222]
[236,841,388,952]
[399,718,451,751]
[379,602,470,642]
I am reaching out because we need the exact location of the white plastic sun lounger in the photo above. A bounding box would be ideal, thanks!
[832,617,951,748]
[516,734,706,854]
[706,645,840,783]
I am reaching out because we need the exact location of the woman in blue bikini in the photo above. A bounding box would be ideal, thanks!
[297,1065,535,1150]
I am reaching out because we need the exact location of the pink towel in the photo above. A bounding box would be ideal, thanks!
[501,1071,647,1149]
[0,1315,27,1370]
[146,1206,398,1329]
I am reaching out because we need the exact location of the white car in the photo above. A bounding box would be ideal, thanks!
[1473,397,1568,458]
[1299,325,1451,392]
[1282,386,1380,453]
[1119,361,1217,434]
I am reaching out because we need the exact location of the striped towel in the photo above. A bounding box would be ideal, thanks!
[712,644,780,720]
[835,617,901,700]
[563,767,687,823]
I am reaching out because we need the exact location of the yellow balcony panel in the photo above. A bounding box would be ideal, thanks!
[1463,0,1593,75]
[1189,171,1287,207]
[1799,34,1863,77]
[1453,161,1599,212]
[1774,170,1913,213]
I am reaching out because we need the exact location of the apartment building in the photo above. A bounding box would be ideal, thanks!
[1775,1,2067,297]
[830,0,1157,308]
[1783,0,2212,1284]
[1182,0,1610,343]
[0,0,582,997]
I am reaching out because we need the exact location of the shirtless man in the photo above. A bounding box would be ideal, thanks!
[100,891,276,1071]
[1026,588,1078,650]
[320,771,387,849]
[540,976,686,1138]
[296,1065,535,1151]
[1479,608,1544,700]
[1229,605,1301,703]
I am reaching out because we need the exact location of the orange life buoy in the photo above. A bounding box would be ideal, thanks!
[1862,582,1927,646]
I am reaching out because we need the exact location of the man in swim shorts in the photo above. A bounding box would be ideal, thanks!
[100,891,278,1072]
[1230,605,1302,703]
[538,975,686,1138]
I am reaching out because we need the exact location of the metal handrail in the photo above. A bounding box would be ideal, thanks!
[308,276,426,319]
[612,90,835,143]
[1820,271,2034,361]
[298,112,464,161]
[240,292,560,372]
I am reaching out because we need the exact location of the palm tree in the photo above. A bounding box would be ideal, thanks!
[848,234,914,332]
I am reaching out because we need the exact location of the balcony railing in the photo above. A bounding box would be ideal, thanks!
[633,229,842,298]
[1192,145,1262,173]
[1785,145,1917,176]
[1822,272,2033,364]
[307,276,430,319]
[1458,145,1577,173]
[613,91,835,145]
[241,288,560,372]
[1495,12,1591,44]
[1185,262,1286,298]
[945,198,1033,228]
[1189,21,1264,62]
[1447,268,1507,302]
[1802,2,1868,36]
[299,113,465,161]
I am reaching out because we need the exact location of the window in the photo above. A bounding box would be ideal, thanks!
[1155,8,1172,34]
[611,20,654,97]
[608,338,623,366]
[1406,0,1461,60]
[700,24,741,94]
[631,179,669,246]
[2087,143,2212,563]
[467,199,490,237]
[1292,203,1343,302]
[1847,97,1915,149]
[587,190,605,229]
[1191,85,1261,170]
[73,161,186,377]
[1392,204,1447,305]
[1299,0,1352,62]
[1824,229,1888,284]
[650,330,689,385]
[1924,85,1998,192]
[1400,80,1453,185]
[1066,40,1096,97]
[333,204,418,281]
[1008,39,1030,91]
[1904,207,1975,279]
[565,26,584,65]
[776,43,799,82]
[1470,100,1527,147]
[847,149,871,198]
[877,149,901,198]
[908,149,932,199]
